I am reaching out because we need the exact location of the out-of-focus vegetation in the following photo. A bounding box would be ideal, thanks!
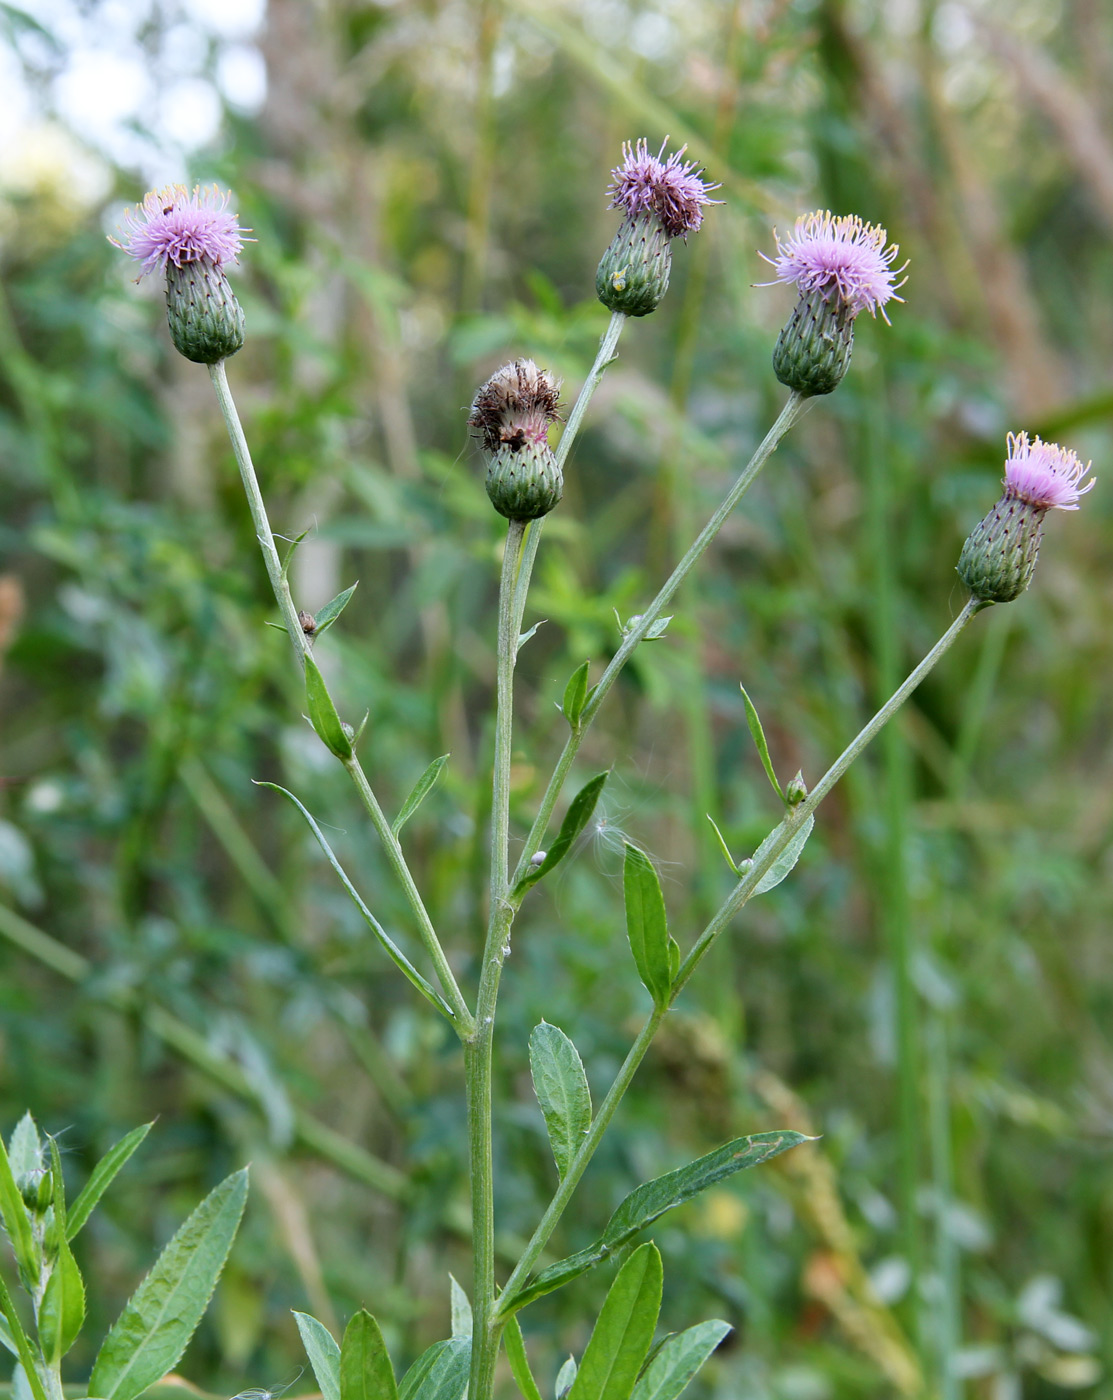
[1,0,1111,1396]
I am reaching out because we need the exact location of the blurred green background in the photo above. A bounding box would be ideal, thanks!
[1,0,1111,1396]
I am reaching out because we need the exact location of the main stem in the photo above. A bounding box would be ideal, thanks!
[498,597,987,1302]
[208,359,473,1034]
[468,519,527,1400]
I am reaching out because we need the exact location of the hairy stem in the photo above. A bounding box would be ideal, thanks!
[208,360,473,1035]
[512,391,809,888]
[499,597,987,1300]
[468,519,527,1400]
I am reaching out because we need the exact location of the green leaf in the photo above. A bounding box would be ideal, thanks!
[504,1132,807,1314]
[67,1123,153,1241]
[259,783,453,1018]
[751,816,814,895]
[392,756,449,837]
[0,1274,47,1400]
[740,685,785,803]
[0,1310,17,1357]
[602,1132,807,1248]
[280,526,313,580]
[340,1309,396,1400]
[448,1276,471,1339]
[39,1140,84,1361]
[503,1318,543,1400]
[8,1115,40,1188]
[554,1357,576,1399]
[623,846,678,1010]
[705,815,742,877]
[293,1311,340,1400]
[88,1167,248,1400]
[305,655,353,759]
[397,1337,470,1400]
[566,1243,662,1400]
[529,1023,591,1180]
[561,662,590,728]
[516,772,609,892]
[0,1120,37,1283]
[313,583,359,638]
[629,1320,731,1400]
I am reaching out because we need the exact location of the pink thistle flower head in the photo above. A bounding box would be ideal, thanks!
[760,210,906,320]
[111,184,250,278]
[1002,431,1095,512]
[606,138,721,239]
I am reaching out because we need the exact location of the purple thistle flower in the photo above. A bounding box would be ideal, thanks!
[111,184,250,278]
[760,210,906,321]
[1002,431,1095,511]
[606,138,721,240]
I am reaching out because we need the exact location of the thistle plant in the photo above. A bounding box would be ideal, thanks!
[104,154,1096,1400]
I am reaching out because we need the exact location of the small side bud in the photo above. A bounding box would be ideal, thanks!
[530,850,547,868]
[165,255,246,364]
[299,610,317,640]
[785,771,808,807]
[958,432,1094,605]
[469,360,564,521]
[772,289,854,396]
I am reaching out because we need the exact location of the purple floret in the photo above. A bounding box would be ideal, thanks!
[760,210,906,320]
[607,138,721,239]
[112,184,249,277]
[1003,431,1094,511]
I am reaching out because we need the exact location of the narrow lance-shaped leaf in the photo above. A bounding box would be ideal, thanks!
[67,1123,153,1241]
[0,1274,48,1400]
[313,582,359,637]
[566,1243,662,1400]
[740,685,784,802]
[705,815,744,878]
[503,1318,544,1400]
[554,1357,577,1400]
[503,1131,808,1313]
[516,772,609,892]
[629,1320,732,1400]
[392,755,450,837]
[340,1309,396,1400]
[751,815,814,895]
[561,662,590,728]
[305,655,353,759]
[293,1311,340,1400]
[623,845,678,1009]
[529,1023,591,1180]
[7,1115,40,1187]
[39,1139,85,1362]
[448,1276,471,1339]
[397,1337,470,1400]
[0,1120,37,1284]
[259,783,453,1019]
[88,1167,248,1400]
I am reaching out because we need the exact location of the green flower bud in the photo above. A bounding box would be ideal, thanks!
[165,254,245,365]
[772,288,855,397]
[957,496,1045,605]
[596,216,672,318]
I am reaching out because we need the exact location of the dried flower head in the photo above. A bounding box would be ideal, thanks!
[958,430,1095,604]
[469,360,564,521]
[468,360,562,453]
[112,184,250,278]
[760,211,906,321]
[606,138,721,239]
[1001,431,1095,511]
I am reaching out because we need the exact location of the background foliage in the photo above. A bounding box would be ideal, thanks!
[1,0,1111,1396]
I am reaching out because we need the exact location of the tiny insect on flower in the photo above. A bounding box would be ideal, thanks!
[111,183,252,278]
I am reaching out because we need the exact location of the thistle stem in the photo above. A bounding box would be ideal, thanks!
[510,311,627,629]
[498,596,986,1303]
[512,390,809,887]
[207,360,473,1036]
[468,519,528,1400]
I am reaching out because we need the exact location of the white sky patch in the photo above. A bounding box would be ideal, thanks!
[217,44,267,112]
[185,0,266,39]
[53,48,154,144]
[160,77,223,146]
